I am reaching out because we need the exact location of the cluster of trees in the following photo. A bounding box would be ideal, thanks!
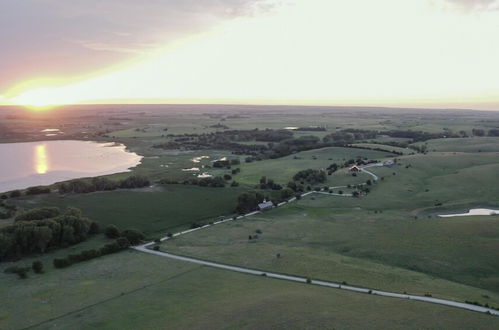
[213,158,240,168]
[53,238,130,269]
[347,144,404,156]
[1,187,51,199]
[487,129,499,136]
[104,225,145,245]
[294,126,326,131]
[26,186,51,195]
[154,129,293,150]
[169,176,227,188]
[0,207,100,261]
[472,128,499,137]
[293,169,327,184]
[153,129,329,160]
[258,176,283,190]
[15,207,60,221]
[326,163,339,175]
[59,175,150,194]
[323,128,460,146]
[235,191,268,213]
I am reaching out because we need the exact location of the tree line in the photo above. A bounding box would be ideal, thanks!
[58,175,150,194]
[0,207,100,262]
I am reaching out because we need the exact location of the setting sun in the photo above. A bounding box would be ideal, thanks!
[3,0,499,110]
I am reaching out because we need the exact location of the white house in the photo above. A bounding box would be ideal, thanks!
[258,200,274,211]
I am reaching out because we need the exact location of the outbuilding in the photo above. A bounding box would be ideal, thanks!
[349,166,361,172]
[258,200,274,211]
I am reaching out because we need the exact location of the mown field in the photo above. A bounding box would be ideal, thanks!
[1,249,497,330]
[14,185,244,236]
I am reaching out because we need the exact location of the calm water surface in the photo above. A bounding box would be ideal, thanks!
[0,140,142,193]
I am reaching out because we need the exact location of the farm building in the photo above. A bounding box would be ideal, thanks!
[349,166,361,172]
[258,200,274,211]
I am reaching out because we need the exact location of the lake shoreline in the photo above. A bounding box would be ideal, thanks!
[0,140,143,193]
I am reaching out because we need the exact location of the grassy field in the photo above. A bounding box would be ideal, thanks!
[159,150,499,307]
[415,137,499,153]
[338,152,499,212]
[162,200,499,305]
[3,106,499,329]
[1,249,497,330]
[232,147,394,185]
[14,185,244,236]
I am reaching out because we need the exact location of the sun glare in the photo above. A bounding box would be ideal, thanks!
[35,144,48,174]
[2,0,499,109]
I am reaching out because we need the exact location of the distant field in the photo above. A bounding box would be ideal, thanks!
[416,137,499,153]
[1,250,497,330]
[352,143,413,155]
[231,146,394,185]
[14,185,243,236]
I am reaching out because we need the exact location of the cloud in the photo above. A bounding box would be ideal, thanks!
[0,0,272,91]
[445,0,499,10]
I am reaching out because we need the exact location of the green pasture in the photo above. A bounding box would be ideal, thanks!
[1,251,496,330]
[233,147,394,185]
[14,185,243,236]
[162,199,499,303]
[415,137,499,153]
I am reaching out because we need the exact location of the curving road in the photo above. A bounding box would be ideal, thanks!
[132,162,499,317]
[133,243,499,317]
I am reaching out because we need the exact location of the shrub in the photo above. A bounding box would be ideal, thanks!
[121,229,145,245]
[89,221,100,234]
[53,258,71,269]
[116,237,131,249]
[9,190,21,198]
[32,260,44,274]
[153,246,160,251]
[104,225,120,239]
[15,207,61,222]
[306,278,312,284]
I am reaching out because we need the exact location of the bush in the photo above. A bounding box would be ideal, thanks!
[89,221,100,234]
[9,190,21,198]
[32,260,44,274]
[26,186,51,195]
[15,207,61,222]
[53,257,71,269]
[153,246,160,251]
[104,225,120,239]
[121,229,145,245]
[17,268,29,279]
[116,237,131,249]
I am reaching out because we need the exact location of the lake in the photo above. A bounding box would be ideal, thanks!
[0,140,142,193]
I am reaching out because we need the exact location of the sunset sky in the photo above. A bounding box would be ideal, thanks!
[1,0,499,110]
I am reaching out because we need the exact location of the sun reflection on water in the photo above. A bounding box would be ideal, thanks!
[35,144,48,174]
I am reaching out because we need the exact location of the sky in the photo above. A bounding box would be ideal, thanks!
[1,0,499,110]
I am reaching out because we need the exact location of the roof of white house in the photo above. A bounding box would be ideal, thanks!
[258,201,274,209]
